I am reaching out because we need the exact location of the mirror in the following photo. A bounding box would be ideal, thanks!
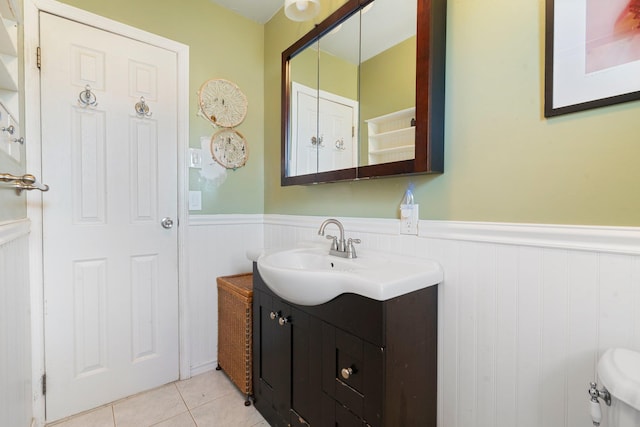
[282,0,446,185]
[288,13,360,177]
[359,0,416,167]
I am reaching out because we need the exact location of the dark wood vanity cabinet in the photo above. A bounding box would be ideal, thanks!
[252,290,293,426]
[252,263,438,427]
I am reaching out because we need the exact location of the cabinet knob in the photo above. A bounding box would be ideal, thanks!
[340,367,354,380]
[269,311,280,320]
[278,316,290,326]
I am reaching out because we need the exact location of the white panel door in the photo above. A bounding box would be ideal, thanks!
[290,82,358,176]
[40,12,179,422]
[295,90,319,176]
[294,94,357,175]
[317,97,356,173]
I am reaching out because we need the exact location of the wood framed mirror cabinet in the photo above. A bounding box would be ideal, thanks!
[281,0,446,185]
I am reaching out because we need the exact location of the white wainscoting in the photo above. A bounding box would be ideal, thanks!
[187,215,263,375]
[0,219,32,427]
[189,213,640,426]
[261,215,640,427]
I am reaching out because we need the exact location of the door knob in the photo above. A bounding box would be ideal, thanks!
[161,217,174,229]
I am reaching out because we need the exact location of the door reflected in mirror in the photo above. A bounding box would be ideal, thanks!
[317,12,360,173]
[288,11,360,177]
[288,42,319,177]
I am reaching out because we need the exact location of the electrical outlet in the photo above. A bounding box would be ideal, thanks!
[400,204,419,235]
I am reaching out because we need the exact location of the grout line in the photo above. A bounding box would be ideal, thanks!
[173,381,199,426]
[45,370,266,427]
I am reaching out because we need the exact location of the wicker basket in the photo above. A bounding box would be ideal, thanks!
[216,273,253,405]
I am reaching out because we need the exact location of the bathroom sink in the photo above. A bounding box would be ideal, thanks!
[256,245,443,306]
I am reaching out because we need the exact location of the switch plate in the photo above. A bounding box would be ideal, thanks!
[400,204,419,235]
[189,148,203,169]
[189,191,202,211]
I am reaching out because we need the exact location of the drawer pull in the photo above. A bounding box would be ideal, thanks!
[340,367,354,379]
[269,311,280,320]
[278,316,290,326]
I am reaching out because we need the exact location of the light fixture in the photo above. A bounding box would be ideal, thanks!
[284,0,321,22]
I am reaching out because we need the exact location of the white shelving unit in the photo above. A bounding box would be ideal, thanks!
[0,1,20,162]
[0,11,17,114]
[366,107,415,165]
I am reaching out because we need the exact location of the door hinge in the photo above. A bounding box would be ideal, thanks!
[352,126,355,137]
[36,46,41,69]
[41,373,46,395]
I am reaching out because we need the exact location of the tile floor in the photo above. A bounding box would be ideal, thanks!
[47,370,268,427]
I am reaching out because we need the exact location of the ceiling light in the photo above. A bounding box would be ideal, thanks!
[284,0,321,22]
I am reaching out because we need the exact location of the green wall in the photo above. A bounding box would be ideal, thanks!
[290,48,358,100]
[360,35,416,119]
[60,0,265,214]
[7,0,639,226]
[360,36,416,165]
[265,0,640,226]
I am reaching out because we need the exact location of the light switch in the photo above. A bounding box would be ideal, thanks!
[189,148,203,169]
[189,191,202,211]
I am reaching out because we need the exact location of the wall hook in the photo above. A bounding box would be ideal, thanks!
[78,85,98,108]
[135,96,153,118]
[311,135,324,147]
[1,125,15,135]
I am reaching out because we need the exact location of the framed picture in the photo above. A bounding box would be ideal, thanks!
[545,0,640,117]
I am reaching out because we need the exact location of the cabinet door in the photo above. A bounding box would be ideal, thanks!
[291,306,323,425]
[253,290,292,426]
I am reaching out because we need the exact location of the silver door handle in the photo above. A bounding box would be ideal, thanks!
[161,217,174,229]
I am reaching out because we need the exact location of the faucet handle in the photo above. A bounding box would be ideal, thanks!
[326,235,338,251]
[346,238,361,259]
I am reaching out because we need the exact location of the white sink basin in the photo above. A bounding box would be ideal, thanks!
[256,245,443,306]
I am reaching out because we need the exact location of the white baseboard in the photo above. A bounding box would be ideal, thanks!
[189,360,219,377]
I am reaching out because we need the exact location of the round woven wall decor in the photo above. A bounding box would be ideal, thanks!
[198,79,248,128]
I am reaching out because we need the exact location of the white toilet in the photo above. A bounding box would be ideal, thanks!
[595,348,640,426]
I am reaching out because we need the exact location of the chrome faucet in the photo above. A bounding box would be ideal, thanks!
[317,218,361,259]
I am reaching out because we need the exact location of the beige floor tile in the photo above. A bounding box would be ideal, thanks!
[47,405,114,427]
[175,370,237,410]
[189,393,266,427]
[113,384,187,427]
[150,411,196,427]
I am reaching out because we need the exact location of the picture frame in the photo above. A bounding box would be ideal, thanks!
[544,0,640,117]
